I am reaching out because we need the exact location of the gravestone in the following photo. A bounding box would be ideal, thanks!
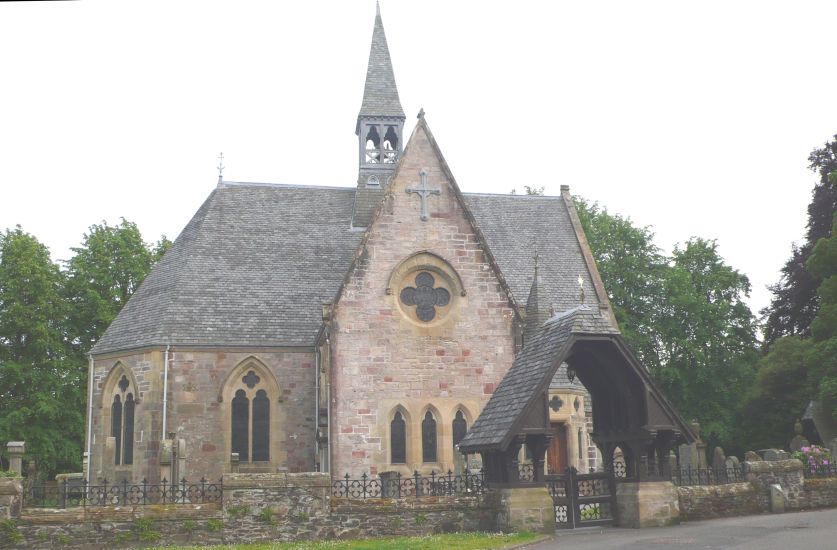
[761,449,790,461]
[725,456,740,470]
[744,450,761,462]
[712,447,726,471]
[789,419,810,452]
[6,442,24,474]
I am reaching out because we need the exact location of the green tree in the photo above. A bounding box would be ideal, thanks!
[509,186,545,195]
[574,199,667,373]
[64,219,170,355]
[763,136,837,347]
[656,238,759,450]
[805,208,837,421]
[0,228,84,474]
[575,201,760,452]
[739,336,810,450]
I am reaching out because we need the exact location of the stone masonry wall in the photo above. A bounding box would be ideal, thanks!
[332,123,517,476]
[677,483,763,521]
[802,478,837,509]
[222,473,496,543]
[677,459,837,520]
[90,349,316,483]
[1,473,497,549]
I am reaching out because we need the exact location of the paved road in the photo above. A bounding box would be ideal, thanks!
[527,508,837,549]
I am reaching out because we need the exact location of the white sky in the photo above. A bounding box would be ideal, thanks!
[2,0,836,318]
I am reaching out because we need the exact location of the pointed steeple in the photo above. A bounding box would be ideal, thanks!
[357,3,405,124]
[524,253,551,344]
[352,3,407,227]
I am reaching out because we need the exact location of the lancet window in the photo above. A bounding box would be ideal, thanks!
[422,410,438,463]
[391,410,407,464]
[110,374,135,465]
[230,370,270,462]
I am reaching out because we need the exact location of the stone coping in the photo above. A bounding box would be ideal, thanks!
[223,472,331,489]
[744,459,803,474]
[20,503,220,524]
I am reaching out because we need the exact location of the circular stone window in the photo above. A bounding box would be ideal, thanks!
[389,253,464,326]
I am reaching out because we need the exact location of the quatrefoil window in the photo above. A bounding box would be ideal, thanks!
[399,272,451,322]
[118,375,130,393]
[242,370,261,389]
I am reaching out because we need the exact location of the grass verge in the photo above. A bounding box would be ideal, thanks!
[159,531,540,550]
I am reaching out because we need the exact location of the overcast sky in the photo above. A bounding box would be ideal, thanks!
[2,0,836,318]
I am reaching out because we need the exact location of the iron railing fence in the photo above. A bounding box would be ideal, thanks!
[332,470,485,499]
[25,477,222,508]
[802,463,837,478]
[670,467,744,486]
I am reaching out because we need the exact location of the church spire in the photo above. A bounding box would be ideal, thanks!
[352,3,407,227]
[524,253,551,345]
[357,3,405,125]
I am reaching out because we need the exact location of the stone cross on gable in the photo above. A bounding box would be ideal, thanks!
[406,169,440,221]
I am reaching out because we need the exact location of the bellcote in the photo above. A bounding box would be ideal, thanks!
[353,3,406,227]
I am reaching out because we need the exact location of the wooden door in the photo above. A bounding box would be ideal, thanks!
[548,423,568,474]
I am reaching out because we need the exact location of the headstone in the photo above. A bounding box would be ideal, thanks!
[678,442,699,468]
[744,450,761,462]
[789,419,810,452]
[712,447,726,471]
[726,456,740,470]
[6,442,24,475]
[761,449,790,461]
[830,438,837,460]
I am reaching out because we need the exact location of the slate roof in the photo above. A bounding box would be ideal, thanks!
[92,185,606,355]
[462,193,600,315]
[357,6,405,123]
[91,184,364,354]
[458,307,617,453]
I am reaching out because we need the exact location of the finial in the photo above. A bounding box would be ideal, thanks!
[578,274,585,304]
[376,1,381,17]
[217,152,225,184]
[417,108,425,119]
[533,252,540,271]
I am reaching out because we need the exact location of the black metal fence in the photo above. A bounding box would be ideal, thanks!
[802,463,837,478]
[25,477,222,508]
[331,470,485,499]
[670,467,744,486]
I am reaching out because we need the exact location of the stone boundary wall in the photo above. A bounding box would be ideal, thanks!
[1,473,498,548]
[221,473,497,543]
[678,459,837,521]
[7,505,223,549]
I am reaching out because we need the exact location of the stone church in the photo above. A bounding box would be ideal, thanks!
[84,6,609,483]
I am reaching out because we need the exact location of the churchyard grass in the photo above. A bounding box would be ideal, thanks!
[160,531,540,550]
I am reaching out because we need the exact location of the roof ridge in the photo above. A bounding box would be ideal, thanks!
[153,189,221,346]
[220,181,355,191]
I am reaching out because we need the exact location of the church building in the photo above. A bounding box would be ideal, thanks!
[84,6,611,483]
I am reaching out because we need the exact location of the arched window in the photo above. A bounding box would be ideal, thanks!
[422,411,437,463]
[110,374,134,465]
[391,411,406,464]
[452,410,467,452]
[229,370,271,462]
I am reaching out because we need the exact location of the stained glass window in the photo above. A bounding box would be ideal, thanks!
[111,395,122,465]
[391,411,406,464]
[422,411,437,463]
[232,389,250,462]
[252,390,270,461]
[123,393,135,465]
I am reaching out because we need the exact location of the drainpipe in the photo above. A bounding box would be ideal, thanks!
[315,346,320,471]
[86,354,94,479]
[326,334,332,474]
[162,345,170,438]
